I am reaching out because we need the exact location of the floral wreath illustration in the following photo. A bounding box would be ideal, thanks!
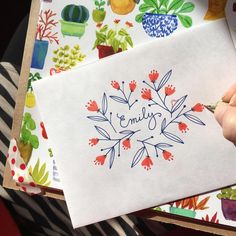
[86,69,206,170]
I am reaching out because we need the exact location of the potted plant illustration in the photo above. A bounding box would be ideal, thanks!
[50,44,86,74]
[18,113,39,165]
[92,0,106,23]
[217,187,236,221]
[25,72,42,108]
[60,4,90,39]
[31,10,59,69]
[92,20,134,59]
[169,195,210,218]
[29,158,51,186]
[135,0,195,38]
[108,0,140,15]
[204,0,227,20]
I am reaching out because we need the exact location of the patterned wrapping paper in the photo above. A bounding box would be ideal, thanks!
[8,0,236,229]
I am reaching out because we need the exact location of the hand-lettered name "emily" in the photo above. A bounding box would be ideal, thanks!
[116,107,161,130]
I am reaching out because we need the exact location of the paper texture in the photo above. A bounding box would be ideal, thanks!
[33,19,236,228]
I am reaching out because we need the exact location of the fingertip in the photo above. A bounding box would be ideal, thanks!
[222,83,236,102]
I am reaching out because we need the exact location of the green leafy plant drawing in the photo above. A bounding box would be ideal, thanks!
[94,0,106,11]
[27,72,42,92]
[52,45,86,70]
[19,113,39,164]
[136,0,195,28]
[217,187,236,200]
[29,158,51,186]
[93,21,134,53]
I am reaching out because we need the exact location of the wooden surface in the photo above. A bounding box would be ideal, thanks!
[3,0,236,234]
[3,0,40,191]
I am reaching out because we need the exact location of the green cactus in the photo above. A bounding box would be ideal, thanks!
[61,4,89,23]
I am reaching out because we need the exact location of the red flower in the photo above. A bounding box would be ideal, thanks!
[162,150,174,161]
[149,70,159,83]
[111,81,120,90]
[96,22,103,28]
[125,21,133,27]
[94,155,106,165]
[141,88,152,100]
[192,103,204,112]
[165,85,175,96]
[141,156,153,170]
[122,138,131,150]
[89,138,99,146]
[86,100,99,112]
[129,80,136,92]
[178,122,189,133]
[40,122,48,139]
[114,19,120,24]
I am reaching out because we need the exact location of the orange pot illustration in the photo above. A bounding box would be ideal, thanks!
[110,0,136,15]
[204,0,227,20]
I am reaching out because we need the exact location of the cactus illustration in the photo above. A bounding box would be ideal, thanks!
[29,158,51,186]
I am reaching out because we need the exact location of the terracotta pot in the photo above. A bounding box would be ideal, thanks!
[221,199,236,221]
[97,45,122,59]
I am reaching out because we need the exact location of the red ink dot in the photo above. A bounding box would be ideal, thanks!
[18,176,24,183]
[13,146,17,152]
[20,163,26,170]
[21,187,26,192]
[29,182,36,187]
[11,170,15,176]
[11,158,15,165]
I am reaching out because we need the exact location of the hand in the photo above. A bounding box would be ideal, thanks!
[214,83,236,144]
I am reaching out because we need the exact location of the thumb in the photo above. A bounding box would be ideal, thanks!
[214,102,228,126]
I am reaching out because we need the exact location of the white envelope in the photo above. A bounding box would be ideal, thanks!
[33,19,236,228]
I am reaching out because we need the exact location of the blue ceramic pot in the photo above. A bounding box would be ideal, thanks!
[142,13,178,38]
[31,40,49,69]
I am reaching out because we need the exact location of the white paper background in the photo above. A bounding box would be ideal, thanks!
[33,19,236,228]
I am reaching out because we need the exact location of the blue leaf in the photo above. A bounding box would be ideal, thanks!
[101,93,108,115]
[119,130,134,135]
[109,147,115,169]
[156,143,173,149]
[163,131,184,144]
[161,118,166,132]
[131,147,145,168]
[184,113,205,126]
[87,116,107,122]
[110,95,127,104]
[157,70,172,91]
[171,95,187,113]
[95,126,110,139]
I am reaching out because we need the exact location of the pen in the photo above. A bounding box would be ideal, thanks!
[204,100,223,113]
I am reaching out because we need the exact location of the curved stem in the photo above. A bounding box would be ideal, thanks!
[99,111,117,133]
[161,107,191,133]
